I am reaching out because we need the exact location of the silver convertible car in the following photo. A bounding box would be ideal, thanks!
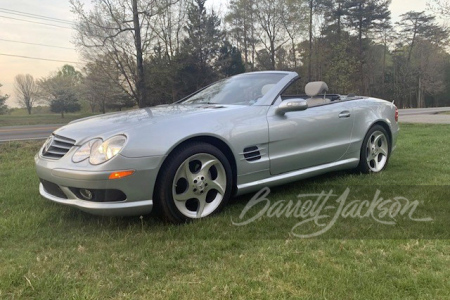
[35,71,399,223]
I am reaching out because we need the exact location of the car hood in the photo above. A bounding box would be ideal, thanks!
[54,104,241,144]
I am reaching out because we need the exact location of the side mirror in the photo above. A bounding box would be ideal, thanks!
[276,99,308,115]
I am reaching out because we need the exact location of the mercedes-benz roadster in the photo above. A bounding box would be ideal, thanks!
[35,71,399,223]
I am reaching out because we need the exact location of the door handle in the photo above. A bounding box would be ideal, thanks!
[339,111,351,118]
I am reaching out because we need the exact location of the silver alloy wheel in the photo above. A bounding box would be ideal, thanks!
[172,153,227,218]
[365,130,389,172]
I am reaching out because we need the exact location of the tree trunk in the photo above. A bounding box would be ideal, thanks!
[132,0,147,108]
[291,37,297,68]
[382,39,387,98]
[61,110,65,118]
[407,20,418,64]
[417,77,423,108]
[337,2,341,40]
[102,99,106,114]
[358,3,364,95]
[250,7,255,71]
[243,12,248,66]
[270,39,276,70]
[308,0,313,82]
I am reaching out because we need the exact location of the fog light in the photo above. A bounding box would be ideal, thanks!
[79,189,93,200]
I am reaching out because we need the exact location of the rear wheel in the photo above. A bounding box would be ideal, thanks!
[358,125,391,173]
[154,142,232,223]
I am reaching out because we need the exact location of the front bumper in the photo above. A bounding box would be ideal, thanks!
[39,183,153,216]
[35,151,165,216]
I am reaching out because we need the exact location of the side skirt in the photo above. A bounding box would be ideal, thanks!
[235,158,359,196]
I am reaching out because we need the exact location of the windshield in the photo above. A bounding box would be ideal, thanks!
[180,73,288,105]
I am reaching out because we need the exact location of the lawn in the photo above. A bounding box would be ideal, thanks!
[0,113,95,127]
[0,124,449,299]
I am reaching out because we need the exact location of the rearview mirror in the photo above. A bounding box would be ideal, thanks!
[276,99,308,115]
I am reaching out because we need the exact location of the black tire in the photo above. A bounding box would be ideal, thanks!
[358,125,391,174]
[154,142,233,223]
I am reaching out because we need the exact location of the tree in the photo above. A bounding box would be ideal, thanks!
[281,0,308,69]
[71,0,178,108]
[83,58,135,113]
[430,59,450,107]
[182,0,224,88]
[14,74,39,114]
[306,0,327,80]
[151,0,188,60]
[321,0,347,39]
[0,83,8,115]
[343,0,391,94]
[415,41,448,107]
[216,41,246,77]
[397,11,446,63]
[322,34,359,94]
[39,65,82,118]
[225,0,258,70]
[427,0,450,18]
[254,0,288,70]
[49,90,80,117]
[393,11,449,107]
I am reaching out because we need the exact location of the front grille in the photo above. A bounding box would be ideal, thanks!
[42,134,75,159]
[40,179,68,199]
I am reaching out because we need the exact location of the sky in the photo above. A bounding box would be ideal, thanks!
[0,0,429,107]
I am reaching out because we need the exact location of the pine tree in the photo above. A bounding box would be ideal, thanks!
[216,41,246,77]
[343,0,391,94]
[182,0,224,89]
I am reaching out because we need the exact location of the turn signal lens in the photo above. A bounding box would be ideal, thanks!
[395,107,398,122]
[108,170,135,180]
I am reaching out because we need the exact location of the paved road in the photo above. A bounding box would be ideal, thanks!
[0,124,62,142]
[399,107,450,124]
[0,107,449,142]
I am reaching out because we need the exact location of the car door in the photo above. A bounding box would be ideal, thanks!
[267,99,354,175]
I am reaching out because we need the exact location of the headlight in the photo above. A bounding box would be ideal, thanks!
[71,135,127,165]
[89,135,127,165]
[72,139,101,163]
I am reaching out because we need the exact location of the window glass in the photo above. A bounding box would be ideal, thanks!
[180,73,288,105]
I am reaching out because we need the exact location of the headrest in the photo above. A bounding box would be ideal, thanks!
[305,81,328,97]
[261,84,275,96]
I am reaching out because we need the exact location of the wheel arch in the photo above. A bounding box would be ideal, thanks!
[369,120,393,148]
[358,120,392,173]
[153,135,238,200]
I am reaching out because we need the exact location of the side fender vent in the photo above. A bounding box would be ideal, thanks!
[243,146,261,162]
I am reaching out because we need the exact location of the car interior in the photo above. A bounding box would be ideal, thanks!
[280,79,342,107]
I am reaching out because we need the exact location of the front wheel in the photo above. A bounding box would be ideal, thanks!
[358,125,391,173]
[154,142,232,223]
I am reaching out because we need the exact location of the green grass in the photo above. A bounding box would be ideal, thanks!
[0,113,95,127]
[0,124,449,299]
[8,106,52,116]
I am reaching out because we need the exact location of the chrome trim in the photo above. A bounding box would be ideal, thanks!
[42,134,76,159]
